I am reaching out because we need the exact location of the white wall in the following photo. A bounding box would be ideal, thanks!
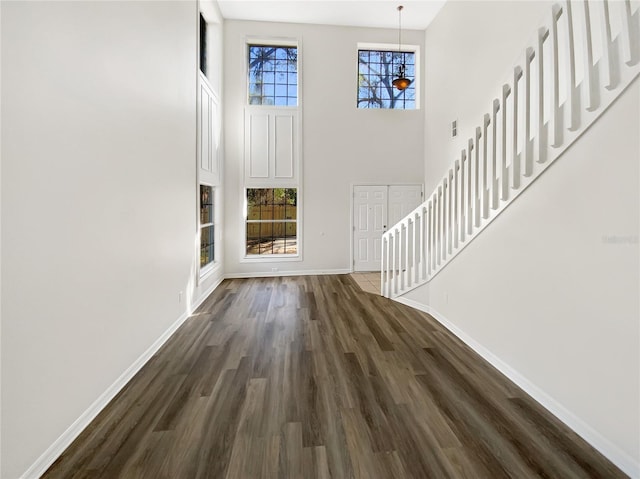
[223,20,425,276]
[423,0,552,194]
[406,0,640,474]
[0,1,217,477]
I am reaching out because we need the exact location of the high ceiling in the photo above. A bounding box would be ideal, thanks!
[217,0,448,31]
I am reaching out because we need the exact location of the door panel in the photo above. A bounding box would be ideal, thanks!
[353,186,387,272]
[389,185,423,226]
[353,184,423,273]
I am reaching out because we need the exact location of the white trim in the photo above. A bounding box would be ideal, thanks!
[198,261,222,284]
[241,35,304,265]
[224,268,351,279]
[240,254,301,264]
[246,36,298,48]
[242,186,302,263]
[193,273,225,311]
[394,296,640,479]
[20,278,223,479]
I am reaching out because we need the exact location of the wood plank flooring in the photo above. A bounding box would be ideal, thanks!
[43,275,627,478]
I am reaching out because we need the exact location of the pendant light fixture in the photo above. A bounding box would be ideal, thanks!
[392,5,411,91]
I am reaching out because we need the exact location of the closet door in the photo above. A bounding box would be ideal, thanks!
[388,185,423,225]
[353,186,388,272]
[352,184,423,272]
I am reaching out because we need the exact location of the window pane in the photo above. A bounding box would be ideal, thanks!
[245,221,298,255]
[200,185,215,268]
[357,49,416,110]
[246,188,298,255]
[201,225,214,267]
[200,185,213,224]
[199,14,207,76]
[284,222,298,254]
[248,45,297,105]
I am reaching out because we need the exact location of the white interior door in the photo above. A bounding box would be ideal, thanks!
[353,186,387,272]
[353,184,423,272]
[388,185,423,225]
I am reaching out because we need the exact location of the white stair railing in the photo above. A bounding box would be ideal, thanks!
[382,0,640,298]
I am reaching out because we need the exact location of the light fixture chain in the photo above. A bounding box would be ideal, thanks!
[397,5,403,53]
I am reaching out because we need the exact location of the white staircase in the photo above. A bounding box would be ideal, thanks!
[382,0,640,298]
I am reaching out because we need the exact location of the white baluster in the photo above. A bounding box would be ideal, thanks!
[390,228,398,296]
[467,139,474,235]
[474,127,482,227]
[482,113,491,218]
[600,0,621,90]
[491,98,500,209]
[458,156,465,243]
[448,169,455,253]
[512,68,522,190]
[432,197,437,270]
[437,186,443,264]
[453,160,460,249]
[381,235,387,296]
[416,213,419,284]
[550,5,565,148]
[524,47,536,176]
[418,209,425,282]
[501,83,511,201]
[427,202,433,276]
[579,0,600,112]
[622,0,640,66]
[537,27,550,164]
[563,0,581,131]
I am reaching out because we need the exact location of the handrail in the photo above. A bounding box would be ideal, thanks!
[382,0,640,298]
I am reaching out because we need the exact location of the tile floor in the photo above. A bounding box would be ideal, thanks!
[349,272,382,294]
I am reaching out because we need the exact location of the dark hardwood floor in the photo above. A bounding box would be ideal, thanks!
[43,275,627,478]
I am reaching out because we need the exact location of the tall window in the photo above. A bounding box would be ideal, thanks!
[200,185,215,268]
[248,45,298,106]
[357,49,416,109]
[246,188,297,255]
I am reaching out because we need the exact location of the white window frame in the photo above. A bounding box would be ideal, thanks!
[242,36,303,263]
[245,38,301,109]
[356,42,421,110]
[242,186,301,262]
[199,183,220,279]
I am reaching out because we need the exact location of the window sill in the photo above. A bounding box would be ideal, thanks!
[240,254,301,264]
[199,262,221,283]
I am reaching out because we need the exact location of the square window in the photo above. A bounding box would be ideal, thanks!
[357,48,416,110]
[248,45,297,106]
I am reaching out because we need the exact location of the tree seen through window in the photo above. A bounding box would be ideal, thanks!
[248,45,298,106]
[358,50,415,109]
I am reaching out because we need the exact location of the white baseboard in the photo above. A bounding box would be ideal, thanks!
[224,268,351,279]
[192,274,225,312]
[394,296,640,479]
[21,279,223,479]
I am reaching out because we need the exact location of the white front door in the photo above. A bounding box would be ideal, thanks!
[353,186,387,272]
[353,184,423,272]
